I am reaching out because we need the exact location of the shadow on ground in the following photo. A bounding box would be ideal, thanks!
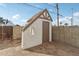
[26,41,79,56]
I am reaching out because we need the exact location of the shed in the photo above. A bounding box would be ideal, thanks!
[22,9,52,49]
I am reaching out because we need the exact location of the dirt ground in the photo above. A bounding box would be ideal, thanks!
[0,39,48,56]
[0,39,20,50]
[0,40,79,56]
[28,41,79,56]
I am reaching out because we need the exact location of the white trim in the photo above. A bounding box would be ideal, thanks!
[41,19,52,42]
[21,31,26,49]
[21,32,24,49]
[41,19,51,22]
[49,22,52,42]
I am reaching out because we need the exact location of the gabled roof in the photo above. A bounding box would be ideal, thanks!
[23,9,53,31]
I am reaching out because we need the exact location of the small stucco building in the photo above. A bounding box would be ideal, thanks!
[22,9,52,49]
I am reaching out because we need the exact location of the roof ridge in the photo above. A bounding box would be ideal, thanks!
[27,9,47,22]
[23,9,52,31]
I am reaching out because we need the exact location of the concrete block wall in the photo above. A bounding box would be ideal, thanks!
[52,26,79,48]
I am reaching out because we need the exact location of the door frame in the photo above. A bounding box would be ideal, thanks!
[42,21,50,43]
[41,19,52,43]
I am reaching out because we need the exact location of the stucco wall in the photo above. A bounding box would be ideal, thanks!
[52,26,79,48]
[22,18,43,49]
[13,25,22,40]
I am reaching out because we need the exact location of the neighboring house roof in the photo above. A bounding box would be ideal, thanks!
[0,20,14,26]
[6,21,14,26]
[23,9,53,31]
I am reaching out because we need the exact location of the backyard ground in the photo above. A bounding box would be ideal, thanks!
[0,39,79,56]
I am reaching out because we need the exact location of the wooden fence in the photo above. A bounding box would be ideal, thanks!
[0,26,13,40]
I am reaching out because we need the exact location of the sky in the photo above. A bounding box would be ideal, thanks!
[0,3,79,26]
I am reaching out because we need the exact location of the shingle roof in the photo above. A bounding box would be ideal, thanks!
[23,9,52,31]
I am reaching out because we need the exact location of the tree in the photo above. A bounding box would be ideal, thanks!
[0,17,9,24]
[0,17,3,23]
[6,19,9,24]
[60,22,62,25]
[64,23,68,26]
[0,17,14,25]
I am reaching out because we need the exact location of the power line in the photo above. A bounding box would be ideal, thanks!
[26,3,57,14]
[47,3,76,26]
[26,3,65,17]
[25,3,70,24]
[25,3,57,21]
[47,3,69,25]
[47,3,56,8]
[48,4,71,19]
[26,3,43,10]
[27,4,70,22]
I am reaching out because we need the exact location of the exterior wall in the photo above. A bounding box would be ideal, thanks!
[22,18,42,49]
[52,26,79,48]
[13,25,22,40]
